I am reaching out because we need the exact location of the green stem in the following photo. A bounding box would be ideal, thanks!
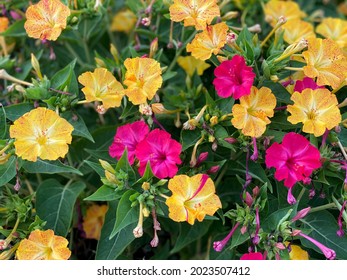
[332,196,347,224]
[215,163,228,188]
[297,186,306,201]
[309,202,336,213]
[167,30,197,73]
[64,42,88,68]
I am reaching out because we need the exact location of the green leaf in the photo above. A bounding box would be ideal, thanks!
[84,160,104,177]
[4,103,35,121]
[115,148,136,184]
[0,19,25,37]
[22,159,83,175]
[0,105,7,138]
[263,80,291,104]
[262,205,297,232]
[36,179,86,236]
[181,129,202,151]
[84,185,121,201]
[0,156,16,186]
[50,59,77,91]
[110,190,139,238]
[301,211,347,259]
[162,71,177,82]
[62,111,94,143]
[135,161,154,184]
[96,200,136,260]
[170,221,212,254]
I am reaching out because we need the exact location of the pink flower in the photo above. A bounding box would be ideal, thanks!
[135,129,182,179]
[298,232,336,260]
[109,120,149,165]
[293,77,324,93]
[213,55,256,99]
[240,252,264,260]
[265,132,322,188]
[213,222,240,252]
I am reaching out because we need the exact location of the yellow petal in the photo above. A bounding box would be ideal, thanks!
[177,56,211,76]
[111,9,137,33]
[186,22,228,61]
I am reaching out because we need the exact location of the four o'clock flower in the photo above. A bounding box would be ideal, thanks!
[109,120,149,165]
[135,129,182,179]
[265,132,322,189]
[240,252,264,260]
[213,222,240,252]
[213,55,256,99]
[166,174,222,225]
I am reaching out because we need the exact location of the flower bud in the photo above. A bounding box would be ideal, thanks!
[291,207,311,222]
[207,166,220,174]
[31,53,43,80]
[99,159,115,174]
[142,182,150,191]
[133,225,143,238]
[221,11,239,21]
[141,17,151,26]
[149,38,158,58]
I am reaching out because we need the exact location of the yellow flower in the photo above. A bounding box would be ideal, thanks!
[264,0,306,27]
[316,18,347,53]
[9,107,74,162]
[78,68,124,110]
[169,0,220,30]
[123,57,163,105]
[0,17,9,32]
[186,22,228,61]
[231,86,276,138]
[285,242,309,260]
[16,229,71,260]
[287,88,341,137]
[24,0,70,41]
[281,19,315,44]
[166,174,222,225]
[303,38,347,89]
[177,56,211,76]
[111,9,137,33]
[82,204,108,240]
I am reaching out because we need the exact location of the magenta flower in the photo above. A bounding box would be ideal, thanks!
[213,55,256,99]
[240,252,264,260]
[298,232,336,260]
[265,132,322,188]
[213,222,240,252]
[135,129,182,179]
[109,120,149,165]
[293,77,324,93]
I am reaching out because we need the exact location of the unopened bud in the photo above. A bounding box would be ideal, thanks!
[95,57,106,68]
[252,186,260,197]
[275,242,286,250]
[270,75,279,82]
[248,24,262,33]
[224,137,238,144]
[110,44,120,64]
[226,32,237,45]
[149,38,158,58]
[240,225,248,234]
[0,153,10,165]
[207,165,220,174]
[133,226,143,238]
[221,11,239,21]
[209,116,218,126]
[141,17,151,26]
[142,182,150,191]
[99,159,115,174]
[31,53,43,80]
[292,207,311,222]
[244,192,253,207]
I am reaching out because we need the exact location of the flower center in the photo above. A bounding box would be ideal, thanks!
[37,135,47,146]
[306,109,317,120]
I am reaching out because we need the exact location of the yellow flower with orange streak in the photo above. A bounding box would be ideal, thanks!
[24,0,70,41]
[302,38,347,89]
[316,18,347,53]
[78,68,124,110]
[82,204,108,240]
[186,22,228,61]
[169,0,220,30]
[111,9,137,33]
[16,229,71,260]
[281,19,315,44]
[231,86,276,138]
[123,57,163,105]
[177,55,211,76]
[166,174,221,225]
[287,88,341,137]
[9,107,74,162]
[264,0,306,27]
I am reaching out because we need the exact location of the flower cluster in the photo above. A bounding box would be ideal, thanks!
[0,0,346,261]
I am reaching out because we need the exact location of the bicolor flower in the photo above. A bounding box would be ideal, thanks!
[109,120,150,165]
[169,0,220,30]
[213,55,255,99]
[9,107,74,162]
[186,22,228,61]
[24,0,70,41]
[135,129,182,179]
[231,86,276,138]
[265,132,322,188]
[166,174,222,225]
[16,229,71,260]
[302,38,347,89]
[82,204,108,240]
[287,88,341,137]
[123,57,163,105]
[78,68,125,110]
